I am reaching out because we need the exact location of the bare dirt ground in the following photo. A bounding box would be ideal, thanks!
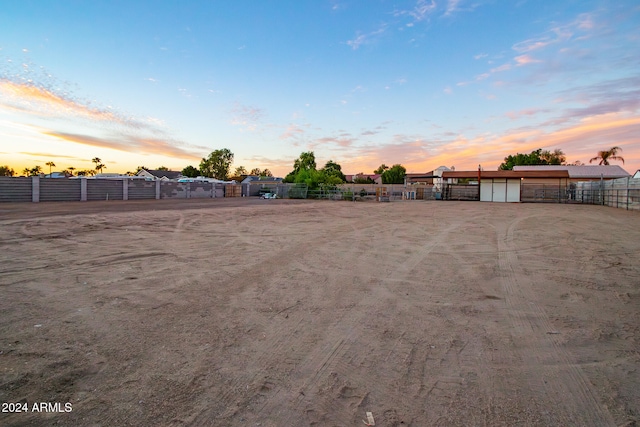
[1,199,638,426]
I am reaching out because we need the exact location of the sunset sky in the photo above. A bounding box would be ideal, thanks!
[1,1,639,177]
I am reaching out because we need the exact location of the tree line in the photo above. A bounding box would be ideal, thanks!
[498,146,624,170]
[0,146,625,178]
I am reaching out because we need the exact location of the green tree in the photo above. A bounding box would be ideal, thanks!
[374,164,389,174]
[45,161,56,175]
[181,165,200,178]
[353,174,374,184]
[381,164,406,184]
[292,168,326,190]
[234,166,248,176]
[284,151,317,182]
[590,146,624,165]
[157,166,169,171]
[293,151,316,173]
[320,160,346,183]
[92,157,106,173]
[67,166,76,176]
[260,168,273,177]
[199,148,234,180]
[0,165,15,176]
[25,166,43,176]
[250,167,262,176]
[499,148,565,170]
[540,149,566,165]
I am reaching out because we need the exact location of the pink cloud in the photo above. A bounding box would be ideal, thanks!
[514,54,541,66]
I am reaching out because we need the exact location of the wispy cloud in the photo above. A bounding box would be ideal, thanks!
[542,77,640,127]
[346,25,387,50]
[229,103,266,131]
[0,79,167,133]
[505,108,549,120]
[1,80,120,123]
[43,131,204,160]
[280,124,305,140]
[512,12,596,53]
[394,0,437,23]
[444,0,462,16]
[315,135,357,148]
[514,54,541,66]
[19,151,87,161]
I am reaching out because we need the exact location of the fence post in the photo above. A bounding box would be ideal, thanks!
[122,178,128,201]
[81,178,87,201]
[627,177,630,210]
[31,176,40,203]
[155,180,161,199]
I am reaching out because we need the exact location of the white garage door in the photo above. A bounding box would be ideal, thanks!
[492,179,507,202]
[480,179,521,202]
[506,179,521,202]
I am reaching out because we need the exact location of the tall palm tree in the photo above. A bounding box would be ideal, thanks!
[92,157,106,173]
[45,161,56,175]
[590,146,624,165]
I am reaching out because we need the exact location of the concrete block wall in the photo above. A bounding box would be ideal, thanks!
[0,177,32,202]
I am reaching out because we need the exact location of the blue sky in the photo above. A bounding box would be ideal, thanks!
[1,0,639,176]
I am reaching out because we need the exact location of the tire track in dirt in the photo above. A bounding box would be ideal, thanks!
[197,208,436,425]
[187,210,375,426]
[497,213,616,426]
[273,216,474,425]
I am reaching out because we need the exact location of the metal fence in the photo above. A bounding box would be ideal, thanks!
[0,177,226,203]
[573,178,640,211]
[442,184,479,201]
[4,175,638,210]
[521,183,566,203]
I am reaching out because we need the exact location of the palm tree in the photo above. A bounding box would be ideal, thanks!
[590,146,624,165]
[45,161,56,175]
[22,167,31,176]
[92,157,106,173]
[67,166,76,176]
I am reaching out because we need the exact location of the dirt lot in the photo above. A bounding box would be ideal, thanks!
[1,199,638,426]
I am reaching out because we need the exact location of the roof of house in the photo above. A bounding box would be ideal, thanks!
[442,170,569,179]
[241,176,283,184]
[44,172,69,178]
[138,169,182,180]
[405,173,439,179]
[513,165,629,179]
[634,170,640,179]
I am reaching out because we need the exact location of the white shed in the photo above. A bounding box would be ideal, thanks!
[442,170,570,202]
[480,178,521,202]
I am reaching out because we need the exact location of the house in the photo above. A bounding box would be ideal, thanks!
[405,166,452,188]
[43,172,69,178]
[136,169,182,181]
[513,165,630,182]
[442,170,570,202]
[634,170,640,179]
[240,175,284,197]
[240,176,283,185]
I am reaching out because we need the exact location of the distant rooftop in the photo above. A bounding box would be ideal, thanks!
[513,165,630,179]
[137,169,182,180]
[443,170,569,179]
